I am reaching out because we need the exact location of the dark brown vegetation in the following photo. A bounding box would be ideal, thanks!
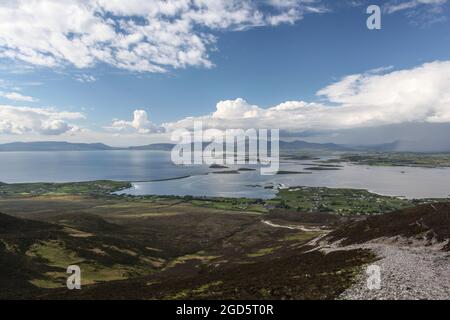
[327,203,450,250]
[0,192,376,300]
[1,182,449,300]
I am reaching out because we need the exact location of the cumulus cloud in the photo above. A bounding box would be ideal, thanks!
[0,91,37,102]
[212,98,261,119]
[164,60,450,133]
[109,109,164,134]
[4,60,450,141]
[0,105,84,135]
[0,0,323,73]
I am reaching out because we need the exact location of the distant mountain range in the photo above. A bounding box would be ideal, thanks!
[126,143,175,151]
[279,140,354,151]
[0,140,448,153]
[0,141,114,152]
[0,140,351,152]
[0,141,174,152]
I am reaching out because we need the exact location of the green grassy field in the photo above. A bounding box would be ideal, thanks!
[0,180,131,197]
[324,153,450,168]
[0,179,446,216]
[276,187,412,215]
[0,180,381,299]
[0,179,447,299]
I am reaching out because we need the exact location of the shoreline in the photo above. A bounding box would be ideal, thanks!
[1,180,449,217]
[2,178,450,202]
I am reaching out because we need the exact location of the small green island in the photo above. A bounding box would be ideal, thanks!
[322,153,450,168]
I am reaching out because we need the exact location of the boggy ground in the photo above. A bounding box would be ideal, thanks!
[0,181,449,300]
[0,186,376,299]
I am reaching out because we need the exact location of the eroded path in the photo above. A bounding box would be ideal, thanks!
[261,219,324,232]
[334,242,450,300]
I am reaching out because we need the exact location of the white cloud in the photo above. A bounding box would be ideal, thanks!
[109,109,164,134]
[212,98,261,119]
[385,0,447,14]
[75,74,97,83]
[0,105,84,135]
[164,60,450,133]
[3,61,450,144]
[40,119,74,135]
[0,91,37,102]
[0,0,323,73]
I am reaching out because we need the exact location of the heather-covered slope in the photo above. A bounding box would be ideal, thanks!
[326,203,450,250]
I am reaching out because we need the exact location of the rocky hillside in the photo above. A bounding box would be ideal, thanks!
[326,203,450,250]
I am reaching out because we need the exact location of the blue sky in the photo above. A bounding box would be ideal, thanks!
[0,0,450,146]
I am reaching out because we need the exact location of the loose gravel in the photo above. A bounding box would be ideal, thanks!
[327,241,450,300]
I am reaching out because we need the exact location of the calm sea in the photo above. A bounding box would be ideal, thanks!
[0,150,449,199]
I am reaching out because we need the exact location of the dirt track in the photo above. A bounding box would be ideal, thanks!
[332,242,450,300]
